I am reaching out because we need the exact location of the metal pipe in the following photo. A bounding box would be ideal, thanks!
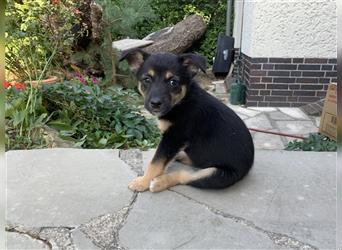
[226,0,233,36]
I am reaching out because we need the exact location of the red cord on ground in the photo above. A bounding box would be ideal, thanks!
[248,128,306,140]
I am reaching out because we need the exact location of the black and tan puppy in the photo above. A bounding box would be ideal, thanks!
[120,50,254,192]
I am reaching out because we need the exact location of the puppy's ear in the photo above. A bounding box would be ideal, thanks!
[119,49,150,74]
[179,53,207,77]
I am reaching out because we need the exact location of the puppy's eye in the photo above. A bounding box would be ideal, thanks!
[143,78,152,85]
[169,79,178,87]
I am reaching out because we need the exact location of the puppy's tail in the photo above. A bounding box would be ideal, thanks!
[188,166,251,189]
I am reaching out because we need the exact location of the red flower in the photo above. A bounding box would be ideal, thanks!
[15,83,25,90]
[4,81,11,89]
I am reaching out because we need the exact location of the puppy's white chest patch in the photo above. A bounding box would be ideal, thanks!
[158,119,172,133]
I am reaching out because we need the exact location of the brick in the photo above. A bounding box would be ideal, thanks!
[301,84,323,90]
[247,95,264,101]
[269,58,292,63]
[304,58,328,64]
[293,90,316,96]
[287,97,298,102]
[260,90,271,95]
[272,90,293,96]
[298,96,321,102]
[246,101,258,106]
[321,65,333,71]
[296,78,319,83]
[262,64,274,70]
[319,78,330,83]
[333,65,337,70]
[331,78,337,82]
[298,64,321,70]
[316,91,327,97]
[249,77,261,83]
[274,64,297,70]
[302,71,325,77]
[249,83,266,89]
[247,89,259,95]
[289,84,301,90]
[250,70,267,76]
[325,71,337,77]
[291,71,302,77]
[268,71,290,77]
[266,84,289,90]
[265,96,287,102]
[291,103,307,107]
[328,59,337,64]
[292,58,304,63]
[269,102,291,107]
[261,77,273,83]
[250,64,262,69]
[250,58,268,63]
[257,102,269,107]
[273,77,296,83]
[324,85,329,90]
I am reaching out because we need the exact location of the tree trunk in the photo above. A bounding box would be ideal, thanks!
[143,14,207,54]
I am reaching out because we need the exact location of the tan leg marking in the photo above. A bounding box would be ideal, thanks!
[128,159,166,192]
[137,81,145,97]
[174,151,193,166]
[149,167,216,192]
[157,119,172,133]
[171,85,187,105]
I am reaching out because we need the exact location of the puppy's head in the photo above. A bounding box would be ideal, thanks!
[120,50,206,117]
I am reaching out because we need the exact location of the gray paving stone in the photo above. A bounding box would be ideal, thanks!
[6,232,49,250]
[6,149,136,227]
[268,111,295,121]
[249,107,278,112]
[244,114,273,130]
[227,104,261,117]
[170,150,336,249]
[120,191,277,249]
[275,120,319,143]
[278,108,310,120]
[72,229,100,250]
[252,129,285,149]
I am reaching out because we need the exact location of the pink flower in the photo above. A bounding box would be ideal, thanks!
[92,76,97,84]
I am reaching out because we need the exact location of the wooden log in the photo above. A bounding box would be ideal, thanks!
[143,14,207,54]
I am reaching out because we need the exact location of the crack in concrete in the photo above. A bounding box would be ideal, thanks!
[119,149,144,176]
[6,224,77,250]
[6,225,52,249]
[79,192,138,249]
[172,235,197,250]
[169,189,318,250]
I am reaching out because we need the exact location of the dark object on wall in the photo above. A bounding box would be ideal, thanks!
[230,79,246,105]
[212,33,235,76]
[143,14,207,54]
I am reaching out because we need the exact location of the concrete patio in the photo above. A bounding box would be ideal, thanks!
[6,148,336,249]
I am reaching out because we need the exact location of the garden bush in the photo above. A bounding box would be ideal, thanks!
[42,81,160,149]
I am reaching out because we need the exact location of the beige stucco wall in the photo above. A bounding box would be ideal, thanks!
[233,0,337,58]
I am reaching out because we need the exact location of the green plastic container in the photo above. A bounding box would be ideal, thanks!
[230,80,246,105]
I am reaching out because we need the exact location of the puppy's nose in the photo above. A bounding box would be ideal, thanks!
[150,98,162,109]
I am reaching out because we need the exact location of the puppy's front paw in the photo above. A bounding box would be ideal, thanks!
[128,176,150,192]
[149,177,167,193]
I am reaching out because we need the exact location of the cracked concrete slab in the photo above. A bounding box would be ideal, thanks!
[6,232,49,250]
[244,114,273,130]
[167,150,336,249]
[120,191,278,249]
[6,149,136,227]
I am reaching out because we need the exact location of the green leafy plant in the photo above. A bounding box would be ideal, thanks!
[5,0,82,81]
[285,133,337,152]
[42,81,160,149]
[5,85,51,150]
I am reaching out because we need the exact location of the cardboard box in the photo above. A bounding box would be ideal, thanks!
[319,82,337,140]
